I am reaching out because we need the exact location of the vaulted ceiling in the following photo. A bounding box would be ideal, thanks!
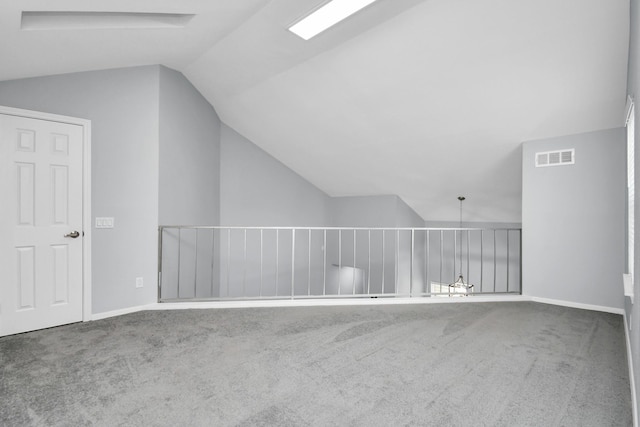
[0,0,630,222]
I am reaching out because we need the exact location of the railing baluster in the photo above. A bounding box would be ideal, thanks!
[519,229,523,294]
[493,229,497,293]
[410,229,414,296]
[243,229,247,297]
[439,230,443,288]
[395,229,399,295]
[158,227,164,302]
[466,230,470,288]
[226,228,230,297]
[382,230,385,294]
[338,229,342,295]
[260,229,263,298]
[177,228,182,298]
[480,229,483,293]
[291,229,295,299]
[353,229,356,295]
[367,229,371,295]
[276,229,279,297]
[323,229,327,296]
[506,230,510,293]
[194,229,199,298]
[209,228,216,298]
[454,229,457,278]
[308,229,312,297]
[425,230,429,295]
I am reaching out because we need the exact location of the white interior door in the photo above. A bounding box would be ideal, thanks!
[0,113,84,336]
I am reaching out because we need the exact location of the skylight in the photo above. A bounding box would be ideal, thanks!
[21,11,194,31]
[289,0,378,40]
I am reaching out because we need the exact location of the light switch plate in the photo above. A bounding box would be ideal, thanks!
[95,217,115,228]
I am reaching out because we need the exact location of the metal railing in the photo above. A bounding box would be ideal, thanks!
[158,226,522,302]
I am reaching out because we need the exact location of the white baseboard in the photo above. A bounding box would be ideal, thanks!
[529,296,624,315]
[93,297,531,320]
[148,295,531,311]
[624,312,639,427]
[91,304,154,321]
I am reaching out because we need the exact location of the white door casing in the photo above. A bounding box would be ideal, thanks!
[0,107,91,336]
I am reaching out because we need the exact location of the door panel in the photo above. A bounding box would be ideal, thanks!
[17,162,35,225]
[16,246,36,310]
[0,114,84,336]
[52,244,69,304]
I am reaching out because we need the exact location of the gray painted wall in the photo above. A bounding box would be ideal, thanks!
[159,66,221,226]
[395,197,425,293]
[522,128,626,309]
[626,0,640,417]
[396,197,424,227]
[328,195,424,227]
[329,195,398,227]
[157,66,222,301]
[0,66,161,314]
[220,124,330,226]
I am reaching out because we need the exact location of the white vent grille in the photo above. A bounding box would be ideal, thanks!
[535,149,574,167]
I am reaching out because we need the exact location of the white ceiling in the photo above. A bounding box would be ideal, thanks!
[0,0,630,222]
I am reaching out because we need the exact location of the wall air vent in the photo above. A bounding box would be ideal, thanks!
[535,149,575,168]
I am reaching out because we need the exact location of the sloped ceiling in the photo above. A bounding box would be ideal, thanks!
[0,0,630,222]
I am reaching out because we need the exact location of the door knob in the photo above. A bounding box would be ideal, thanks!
[64,231,80,238]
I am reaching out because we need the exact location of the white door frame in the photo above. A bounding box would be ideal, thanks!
[0,105,92,322]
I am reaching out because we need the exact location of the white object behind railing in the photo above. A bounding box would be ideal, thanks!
[158,226,521,302]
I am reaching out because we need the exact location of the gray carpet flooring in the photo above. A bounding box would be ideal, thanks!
[0,301,632,426]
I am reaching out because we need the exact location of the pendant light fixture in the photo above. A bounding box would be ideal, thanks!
[449,196,474,295]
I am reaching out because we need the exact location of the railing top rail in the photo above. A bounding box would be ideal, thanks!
[159,225,522,231]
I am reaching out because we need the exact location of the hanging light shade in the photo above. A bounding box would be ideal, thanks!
[449,196,474,296]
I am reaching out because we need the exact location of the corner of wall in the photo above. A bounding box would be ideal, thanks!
[219,123,330,226]
[395,196,425,227]
[158,67,221,226]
